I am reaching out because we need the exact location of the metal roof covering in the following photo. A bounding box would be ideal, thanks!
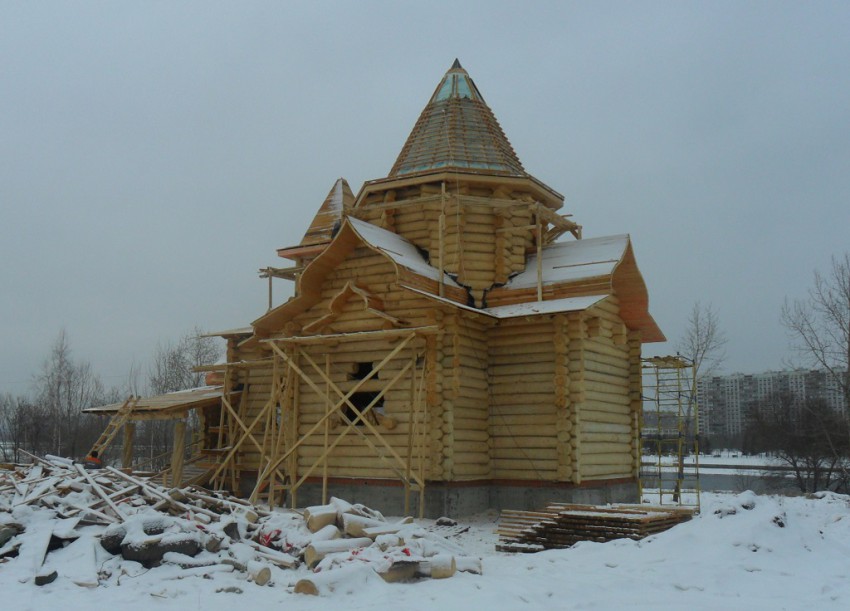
[389,60,526,178]
[504,234,630,290]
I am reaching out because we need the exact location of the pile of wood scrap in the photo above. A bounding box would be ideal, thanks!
[293,498,482,595]
[496,503,694,553]
[1,456,481,594]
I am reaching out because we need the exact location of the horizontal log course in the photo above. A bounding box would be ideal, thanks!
[488,412,556,426]
[584,358,630,377]
[581,454,634,472]
[582,432,633,444]
[489,392,556,407]
[452,452,491,466]
[581,399,630,415]
[489,346,557,362]
[580,341,628,360]
[490,346,555,366]
[453,429,490,442]
[491,436,558,449]
[582,380,629,396]
[580,411,632,426]
[580,464,632,478]
[489,411,558,427]
[491,424,559,437]
[579,442,632,455]
[457,273,496,285]
[454,376,490,393]
[494,458,558,471]
[488,335,554,350]
[491,468,560,481]
[581,421,632,435]
[294,459,400,476]
[296,445,412,459]
[491,447,557,461]
[489,372,556,386]
[489,362,556,377]
[452,414,489,429]
[452,463,492,478]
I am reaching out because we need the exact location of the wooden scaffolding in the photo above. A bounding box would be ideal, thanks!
[205,327,433,516]
[639,355,701,511]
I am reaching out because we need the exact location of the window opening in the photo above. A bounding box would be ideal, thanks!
[343,391,382,426]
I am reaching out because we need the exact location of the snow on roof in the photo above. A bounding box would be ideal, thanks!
[402,285,606,319]
[201,326,253,337]
[482,295,605,318]
[505,234,629,290]
[348,217,461,287]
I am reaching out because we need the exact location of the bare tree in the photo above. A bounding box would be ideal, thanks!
[33,330,107,458]
[140,327,223,468]
[745,392,849,493]
[781,252,850,413]
[677,302,727,378]
[149,327,222,394]
[666,302,727,499]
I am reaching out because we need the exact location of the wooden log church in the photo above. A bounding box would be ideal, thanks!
[87,60,664,516]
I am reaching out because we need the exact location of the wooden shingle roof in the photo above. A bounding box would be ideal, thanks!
[389,60,526,178]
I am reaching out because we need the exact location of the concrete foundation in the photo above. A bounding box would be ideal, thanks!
[287,478,639,518]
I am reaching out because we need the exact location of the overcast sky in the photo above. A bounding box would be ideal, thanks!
[1,1,848,396]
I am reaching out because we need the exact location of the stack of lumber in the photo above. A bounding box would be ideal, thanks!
[496,502,694,553]
[1,454,482,594]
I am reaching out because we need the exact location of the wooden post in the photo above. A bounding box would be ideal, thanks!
[536,207,543,302]
[290,348,301,509]
[405,353,416,516]
[268,274,273,310]
[122,422,135,469]
[439,181,446,297]
[322,353,330,505]
[171,420,186,487]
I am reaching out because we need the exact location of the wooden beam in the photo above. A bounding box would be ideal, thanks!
[262,325,439,346]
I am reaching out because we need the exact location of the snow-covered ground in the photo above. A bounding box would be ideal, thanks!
[3,490,850,610]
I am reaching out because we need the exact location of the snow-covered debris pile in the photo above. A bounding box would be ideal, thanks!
[0,457,481,595]
[293,497,481,595]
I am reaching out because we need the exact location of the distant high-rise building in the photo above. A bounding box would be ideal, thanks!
[696,370,847,440]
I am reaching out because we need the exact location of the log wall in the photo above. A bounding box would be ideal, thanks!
[576,297,636,481]
[488,317,560,480]
[441,313,491,480]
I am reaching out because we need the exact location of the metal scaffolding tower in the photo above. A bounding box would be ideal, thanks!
[639,355,700,511]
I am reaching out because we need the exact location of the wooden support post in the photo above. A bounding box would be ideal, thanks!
[536,207,543,302]
[438,181,446,297]
[322,353,330,505]
[404,354,416,516]
[268,274,273,311]
[122,422,135,469]
[171,420,186,487]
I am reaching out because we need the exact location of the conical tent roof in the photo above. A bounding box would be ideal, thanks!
[389,60,526,178]
[298,178,354,247]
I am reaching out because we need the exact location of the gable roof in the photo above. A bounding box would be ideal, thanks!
[252,218,462,334]
[504,234,630,289]
[389,60,525,178]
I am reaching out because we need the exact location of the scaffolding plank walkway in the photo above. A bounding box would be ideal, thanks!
[496,503,694,553]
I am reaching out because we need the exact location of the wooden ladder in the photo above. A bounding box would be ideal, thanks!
[89,396,138,457]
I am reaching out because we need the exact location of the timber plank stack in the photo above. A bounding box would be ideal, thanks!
[496,502,694,553]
